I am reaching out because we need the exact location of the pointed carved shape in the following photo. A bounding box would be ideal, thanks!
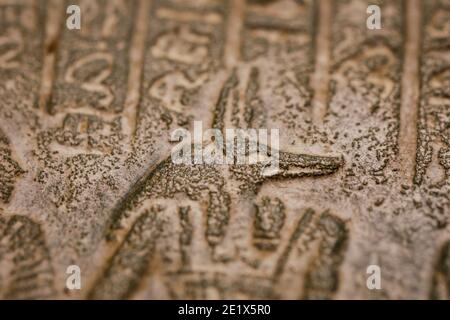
[89,208,161,300]
[0,215,55,299]
[430,241,450,300]
[0,129,24,204]
[302,212,348,300]
[230,150,343,194]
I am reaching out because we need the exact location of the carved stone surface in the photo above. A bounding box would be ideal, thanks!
[0,0,449,299]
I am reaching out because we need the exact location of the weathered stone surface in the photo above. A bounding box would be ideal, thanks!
[0,0,449,299]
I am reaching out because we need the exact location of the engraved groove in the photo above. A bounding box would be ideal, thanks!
[398,0,422,184]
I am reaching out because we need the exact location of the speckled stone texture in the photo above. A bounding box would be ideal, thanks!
[0,0,449,299]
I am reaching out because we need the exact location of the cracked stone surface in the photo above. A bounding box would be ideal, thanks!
[0,0,449,299]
